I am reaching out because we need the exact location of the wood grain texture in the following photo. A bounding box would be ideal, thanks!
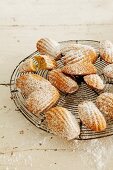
[0,0,113,26]
[0,0,113,169]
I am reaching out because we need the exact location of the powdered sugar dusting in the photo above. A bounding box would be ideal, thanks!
[96,92,113,118]
[100,40,113,55]
[100,40,113,63]
[17,74,53,97]
[62,50,85,65]
[19,59,36,72]
[84,74,105,90]
[84,139,109,170]
[26,90,52,113]
[65,135,113,170]
[26,83,59,115]
[103,64,113,78]
[78,101,106,131]
[60,43,84,55]
[45,107,80,140]
[62,61,97,75]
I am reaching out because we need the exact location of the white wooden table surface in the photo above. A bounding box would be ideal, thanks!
[0,0,113,169]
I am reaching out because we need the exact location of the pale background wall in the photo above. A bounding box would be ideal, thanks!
[0,0,113,170]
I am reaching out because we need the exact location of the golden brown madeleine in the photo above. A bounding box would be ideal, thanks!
[62,50,88,65]
[26,88,60,117]
[62,47,97,65]
[62,61,97,76]
[45,106,80,140]
[78,101,106,132]
[59,43,97,60]
[81,45,97,63]
[19,58,37,73]
[34,55,57,70]
[84,74,105,90]
[103,64,113,79]
[16,74,56,97]
[36,38,60,60]
[48,69,79,93]
[100,40,113,63]
[96,92,113,119]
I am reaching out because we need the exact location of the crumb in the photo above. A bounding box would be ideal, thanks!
[54,149,57,151]
[39,142,42,146]
[44,149,47,151]
[54,163,56,164]
[3,106,7,108]
[11,151,13,156]
[1,136,4,138]
[13,147,18,149]
[19,130,24,134]
[50,136,53,139]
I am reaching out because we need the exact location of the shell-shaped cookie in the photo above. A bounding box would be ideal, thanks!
[26,88,60,117]
[45,106,80,140]
[36,38,60,60]
[62,61,97,76]
[34,55,57,70]
[84,74,105,90]
[62,50,88,65]
[78,101,106,131]
[19,58,37,73]
[16,74,57,97]
[59,43,97,60]
[81,45,97,63]
[103,64,113,79]
[100,40,113,63]
[62,46,97,65]
[48,69,79,93]
[96,92,113,119]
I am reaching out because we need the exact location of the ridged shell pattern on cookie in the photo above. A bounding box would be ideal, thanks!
[48,69,79,93]
[100,40,113,63]
[62,61,97,76]
[84,74,105,90]
[45,106,80,140]
[78,101,106,131]
[16,74,58,97]
[26,87,60,116]
[36,38,60,60]
[62,45,97,65]
[96,92,113,119]
[103,64,113,79]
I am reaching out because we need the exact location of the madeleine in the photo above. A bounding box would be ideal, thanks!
[78,101,106,131]
[45,106,80,140]
[48,69,79,93]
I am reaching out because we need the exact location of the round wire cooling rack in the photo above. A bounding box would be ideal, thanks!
[10,40,113,140]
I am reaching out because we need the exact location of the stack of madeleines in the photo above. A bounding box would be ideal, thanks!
[16,38,113,140]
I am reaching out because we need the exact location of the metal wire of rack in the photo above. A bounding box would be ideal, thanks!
[10,40,113,140]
